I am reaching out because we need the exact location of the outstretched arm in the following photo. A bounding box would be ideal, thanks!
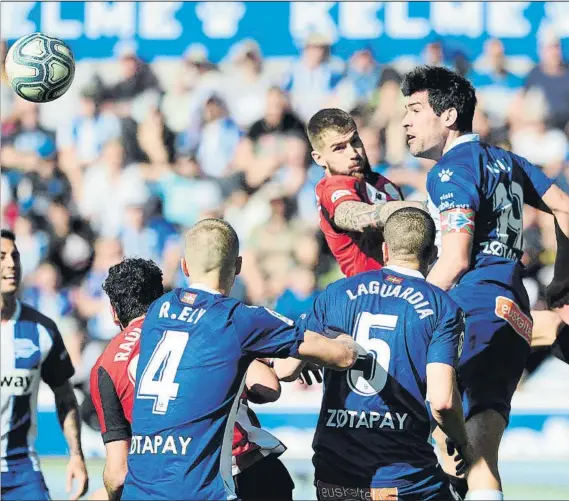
[334,200,427,232]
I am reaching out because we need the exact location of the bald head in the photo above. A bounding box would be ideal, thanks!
[383,208,436,266]
[183,219,240,283]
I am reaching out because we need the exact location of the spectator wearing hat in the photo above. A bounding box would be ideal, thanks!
[283,33,344,122]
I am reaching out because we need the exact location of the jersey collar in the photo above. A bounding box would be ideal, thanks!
[188,282,222,295]
[383,265,425,279]
[446,133,479,154]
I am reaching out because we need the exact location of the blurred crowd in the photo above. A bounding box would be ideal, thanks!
[1,29,568,398]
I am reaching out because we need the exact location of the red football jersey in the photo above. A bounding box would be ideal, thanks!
[90,317,143,444]
[315,172,402,277]
[89,319,281,469]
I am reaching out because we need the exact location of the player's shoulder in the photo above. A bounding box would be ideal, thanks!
[18,302,59,337]
[316,174,358,196]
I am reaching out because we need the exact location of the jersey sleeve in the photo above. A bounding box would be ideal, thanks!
[40,323,75,388]
[427,163,481,213]
[233,305,305,359]
[427,297,464,368]
[513,153,555,209]
[317,176,363,220]
[90,365,132,444]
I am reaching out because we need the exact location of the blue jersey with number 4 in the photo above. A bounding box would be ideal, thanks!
[296,266,464,487]
[121,284,304,501]
[427,134,554,290]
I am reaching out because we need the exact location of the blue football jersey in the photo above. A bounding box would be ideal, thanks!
[296,266,464,487]
[427,134,554,291]
[122,284,304,501]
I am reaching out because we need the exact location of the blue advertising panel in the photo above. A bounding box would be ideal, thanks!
[2,2,569,62]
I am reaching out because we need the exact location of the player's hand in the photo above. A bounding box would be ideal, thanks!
[446,438,473,477]
[66,453,89,500]
[298,363,323,385]
[335,334,359,370]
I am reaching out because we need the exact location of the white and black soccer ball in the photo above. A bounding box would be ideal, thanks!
[5,33,75,103]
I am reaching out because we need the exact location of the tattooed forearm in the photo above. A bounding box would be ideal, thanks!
[333,201,384,232]
[333,200,428,233]
[53,381,83,456]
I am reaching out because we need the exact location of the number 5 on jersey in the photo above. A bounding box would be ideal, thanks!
[347,312,397,396]
[137,330,189,415]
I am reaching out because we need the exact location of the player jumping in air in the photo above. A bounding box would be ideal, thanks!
[307,108,424,277]
[122,219,359,500]
[90,257,296,501]
[1,229,89,501]
[297,208,472,500]
[401,65,569,500]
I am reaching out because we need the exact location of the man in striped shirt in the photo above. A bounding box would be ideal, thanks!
[1,229,89,500]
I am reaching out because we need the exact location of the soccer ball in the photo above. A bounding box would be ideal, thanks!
[5,33,75,103]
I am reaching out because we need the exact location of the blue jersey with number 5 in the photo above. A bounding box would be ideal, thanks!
[296,266,464,487]
[122,284,303,501]
[427,134,553,290]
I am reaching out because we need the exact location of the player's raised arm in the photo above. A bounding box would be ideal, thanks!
[334,200,427,233]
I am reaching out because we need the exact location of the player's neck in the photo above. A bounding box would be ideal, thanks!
[442,130,470,156]
[190,275,231,296]
[1,294,17,322]
[385,259,425,277]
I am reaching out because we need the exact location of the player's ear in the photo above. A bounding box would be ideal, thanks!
[427,244,437,265]
[235,256,242,277]
[311,150,326,168]
[109,303,121,328]
[181,257,190,278]
[443,107,458,129]
[382,242,389,263]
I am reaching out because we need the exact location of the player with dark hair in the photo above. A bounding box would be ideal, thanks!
[1,229,88,500]
[295,208,471,500]
[122,218,359,500]
[307,108,423,277]
[90,258,165,501]
[401,65,569,500]
[90,257,296,501]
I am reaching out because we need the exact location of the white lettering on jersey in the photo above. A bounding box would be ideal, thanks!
[0,369,38,396]
[114,328,141,362]
[331,189,352,203]
[157,302,207,324]
[345,281,434,319]
[129,434,193,455]
[325,409,409,430]
[159,302,170,318]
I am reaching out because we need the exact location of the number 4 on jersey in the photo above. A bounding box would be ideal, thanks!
[137,330,189,415]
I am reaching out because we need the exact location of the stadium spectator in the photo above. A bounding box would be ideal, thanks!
[284,33,344,122]
[56,83,121,169]
[470,38,524,127]
[223,39,274,128]
[523,29,569,131]
[102,41,162,103]
[195,95,241,179]
[44,200,95,287]
[78,138,149,237]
